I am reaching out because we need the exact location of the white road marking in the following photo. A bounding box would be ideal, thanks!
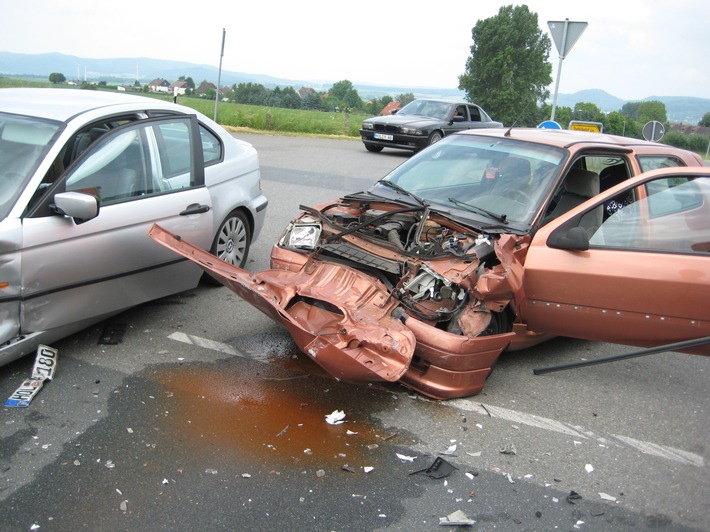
[168,331,704,469]
[450,398,704,468]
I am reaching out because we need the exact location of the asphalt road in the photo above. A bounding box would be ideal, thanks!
[0,133,707,532]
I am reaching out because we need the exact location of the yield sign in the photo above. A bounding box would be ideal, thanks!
[548,20,588,58]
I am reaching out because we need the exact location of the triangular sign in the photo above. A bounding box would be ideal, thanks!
[548,20,588,58]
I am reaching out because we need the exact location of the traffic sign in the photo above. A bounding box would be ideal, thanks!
[569,120,603,133]
[538,120,562,129]
[548,20,588,59]
[643,121,665,142]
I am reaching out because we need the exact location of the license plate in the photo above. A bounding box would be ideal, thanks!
[32,345,58,381]
[374,133,394,141]
[4,345,58,407]
[5,379,45,408]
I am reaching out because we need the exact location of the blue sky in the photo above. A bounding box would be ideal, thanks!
[1,0,708,100]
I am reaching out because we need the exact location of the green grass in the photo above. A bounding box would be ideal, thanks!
[0,78,366,139]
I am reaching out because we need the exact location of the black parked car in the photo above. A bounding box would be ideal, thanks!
[360,98,503,153]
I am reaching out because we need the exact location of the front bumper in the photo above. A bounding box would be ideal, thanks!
[359,130,428,151]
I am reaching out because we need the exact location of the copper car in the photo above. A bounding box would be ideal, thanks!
[151,128,709,399]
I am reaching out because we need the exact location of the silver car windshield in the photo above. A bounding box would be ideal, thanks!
[375,134,566,226]
[0,114,60,219]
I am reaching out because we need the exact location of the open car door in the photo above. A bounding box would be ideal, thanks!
[522,167,710,355]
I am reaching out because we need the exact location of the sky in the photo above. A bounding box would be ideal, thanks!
[1,0,708,101]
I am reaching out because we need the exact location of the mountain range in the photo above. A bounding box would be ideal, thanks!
[1,51,708,124]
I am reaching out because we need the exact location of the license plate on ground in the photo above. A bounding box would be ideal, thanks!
[32,345,58,381]
[374,133,394,141]
[4,345,59,407]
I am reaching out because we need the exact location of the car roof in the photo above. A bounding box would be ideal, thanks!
[455,126,676,150]
[0,88,179,123]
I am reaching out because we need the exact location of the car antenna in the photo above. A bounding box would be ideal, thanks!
[504,101,532,136]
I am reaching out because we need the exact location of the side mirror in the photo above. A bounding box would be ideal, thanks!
[52,191,100,224]
[452,116,465,123]
[547,226,589,251]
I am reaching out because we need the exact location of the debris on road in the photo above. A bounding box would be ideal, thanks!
[599,492,617,501]
[439,509,475,526]
[499,443,517,455]
[325,410,346,425]
[411,457,457,479]
[396,453,416,462]
[585,463,594,473]
[566,490,583,504]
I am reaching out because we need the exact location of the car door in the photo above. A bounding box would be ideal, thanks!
[522,168,710,354]
[19,115,214,335]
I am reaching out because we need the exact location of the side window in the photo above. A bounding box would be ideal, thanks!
[467,105,481,121]
[65,117,196,204]
[200,125,222,165]
[589,176,710,254]
[637,155,685,172]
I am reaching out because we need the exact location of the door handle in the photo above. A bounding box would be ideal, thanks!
[180,203,211,215]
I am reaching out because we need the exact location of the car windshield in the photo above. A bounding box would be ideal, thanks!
[397,100,451,120]
[0,114,60,219]
[371,134,566,227]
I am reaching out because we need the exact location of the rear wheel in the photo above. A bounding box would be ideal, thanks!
[204,210,251,285]
[365,143,383,153]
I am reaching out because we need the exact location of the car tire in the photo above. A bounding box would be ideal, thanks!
[365,143,383,153]
[427,131,444,145]
[203,209,251,286]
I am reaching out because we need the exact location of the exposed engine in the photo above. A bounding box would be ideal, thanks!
[280,202,500,334]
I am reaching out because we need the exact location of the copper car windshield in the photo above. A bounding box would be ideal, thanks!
[373,135,566,227]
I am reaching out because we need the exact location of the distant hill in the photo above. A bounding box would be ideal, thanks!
[1,51,708,123]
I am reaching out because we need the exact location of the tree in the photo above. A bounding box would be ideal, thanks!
[48,72,66,84]
[636,100,667,124]
[699,112,710,128]
[572,102,604,122]
[459,5,552,126]
[396,93,416,106]
[328,80,363,110]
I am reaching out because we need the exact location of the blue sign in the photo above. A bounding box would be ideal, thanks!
[538,120,562,130]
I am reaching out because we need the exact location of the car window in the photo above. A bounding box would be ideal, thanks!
[589,175,710,254]
[637,155,685,172]
[467,105,481,122]
[199,125,222,165]
[65,117,197,205]
[0,115,60,219]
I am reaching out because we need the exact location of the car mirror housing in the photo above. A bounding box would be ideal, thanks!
[547,225,589,251]
[52,191,100,224]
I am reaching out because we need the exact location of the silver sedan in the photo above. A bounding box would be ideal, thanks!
[0,88,268,366]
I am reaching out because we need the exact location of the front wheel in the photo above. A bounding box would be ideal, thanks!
[427,131,443,145]
[364,143,383,153]
[204,210,251,285]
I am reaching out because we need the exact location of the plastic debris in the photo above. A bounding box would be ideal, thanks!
[411,457,457,479]
[241,473,252,478]
[439,509,475,526]
[506,473,515,484]
[599,492,617,501]
[120,500,128,513]
[441,443,457,455]
[205,468,218,475]
[5,345,58,407]
[566,490,583,504]
[346,430,358,435]
[342,465,356,473]
[316,469,326,477]
[396,453,416,462]
[465,451,482,457]
[325,410,346,425]
[275,425,289,437]
[499,443,517,455]
[585,463,594,473]
[363,466,374,473]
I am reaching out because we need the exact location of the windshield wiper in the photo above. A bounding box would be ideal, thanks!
[447,197,508,224]
[376,179,429,207]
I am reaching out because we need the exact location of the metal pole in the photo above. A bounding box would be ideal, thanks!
[214,28,226,122]
[549,19,569,122]
[533,336,710,375]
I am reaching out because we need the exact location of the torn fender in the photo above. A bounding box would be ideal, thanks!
[149,224,415,382]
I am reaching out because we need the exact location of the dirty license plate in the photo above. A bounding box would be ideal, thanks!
[32,345,59,381]
[374,133,394,141]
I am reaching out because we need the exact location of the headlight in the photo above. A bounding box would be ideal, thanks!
[400,127,423,135]
[362,122,374,130]
[286,224,321,249]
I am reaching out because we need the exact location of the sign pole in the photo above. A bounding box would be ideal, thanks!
[548,19,588,123]
[214,28,226,122]
[549,20,569,122]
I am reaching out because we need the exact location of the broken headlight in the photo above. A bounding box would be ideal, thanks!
[286,223,321,250]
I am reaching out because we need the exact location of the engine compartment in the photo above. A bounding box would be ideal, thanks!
[279,200,505,336]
